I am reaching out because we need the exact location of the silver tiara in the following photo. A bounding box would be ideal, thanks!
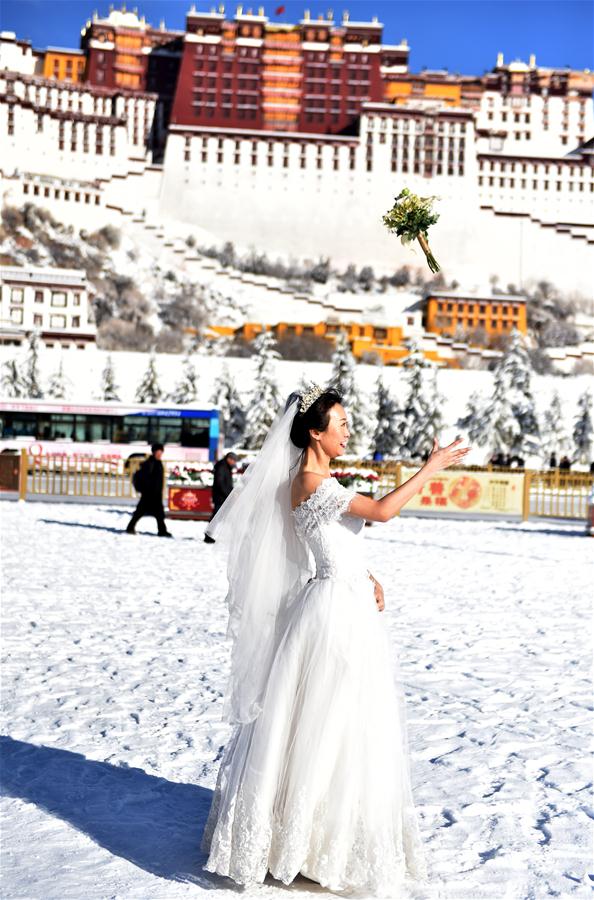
[299,383,324,415]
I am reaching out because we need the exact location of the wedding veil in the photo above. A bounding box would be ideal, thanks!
[205,392,313,724]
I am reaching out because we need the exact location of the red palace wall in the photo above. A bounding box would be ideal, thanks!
[170,12,408,136]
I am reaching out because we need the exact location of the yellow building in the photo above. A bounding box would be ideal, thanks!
[43,48,86,83]
[424,290,528,339]
[210,320,453,366]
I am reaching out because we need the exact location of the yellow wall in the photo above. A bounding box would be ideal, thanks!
[226,321,458,366]
[384,82,412,100]
[425,297,528,337]
[43,51,85,83]
[424,83,461,103]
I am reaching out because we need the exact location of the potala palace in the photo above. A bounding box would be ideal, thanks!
[0,6,593,296]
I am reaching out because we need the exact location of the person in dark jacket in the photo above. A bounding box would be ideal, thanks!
[126,442,172,537]
[204,452,237,543]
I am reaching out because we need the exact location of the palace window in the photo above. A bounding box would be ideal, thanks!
[51,292,67,307]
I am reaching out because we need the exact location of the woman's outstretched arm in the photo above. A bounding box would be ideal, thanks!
[349,437,470,523]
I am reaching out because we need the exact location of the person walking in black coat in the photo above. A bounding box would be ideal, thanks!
[204,452,237,543]
[126,442,172,537]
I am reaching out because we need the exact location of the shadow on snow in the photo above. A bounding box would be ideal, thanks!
[0,736,231,890]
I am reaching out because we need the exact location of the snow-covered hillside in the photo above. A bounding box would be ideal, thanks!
[0,502,591,899]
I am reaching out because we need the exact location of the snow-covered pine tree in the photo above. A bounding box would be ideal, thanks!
[243,329,282,450]
[573,389,593,463]
[465,330,539,458]
[329,330,368,454]
[135,354,162,404]
[169,352,199,404]
[372,375,400,458]
[0,358,24,398]
[475,364,522,454]
[540,391,568,462]
[47,357,69,400]
[211,364,246,447]
[499,328,540,455]
[394,340,435,461]
[456,390,488,445]
[100,355,121,401]
[23,331,43,398]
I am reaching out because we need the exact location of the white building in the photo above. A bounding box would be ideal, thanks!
[0,49,592,298]
[0,265,96,349]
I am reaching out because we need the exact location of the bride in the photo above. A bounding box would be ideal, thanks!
[200,385,470,895]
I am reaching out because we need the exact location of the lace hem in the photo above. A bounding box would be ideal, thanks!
[201,776,429,894]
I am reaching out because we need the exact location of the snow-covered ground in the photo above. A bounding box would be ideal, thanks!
[1,501,592,899]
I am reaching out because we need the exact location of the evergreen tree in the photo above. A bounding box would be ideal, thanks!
[540,391,568,462]
[0,358,24,398]
[394,341,436,461]
[23,331,43,398]
[169,351,199,404]
[372,375,400,458]
[47,357,69,400]
[100,355,120,401]
[480,365,523,454]
[499,329,540,454]
[573,389,593,463]
[135,354,162,404]
[456,390,488,445]
[460,330,539,457]
[211,364,246,447]
[243,329,281,450]
[330,330,368,454]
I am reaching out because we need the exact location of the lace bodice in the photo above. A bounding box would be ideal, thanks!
[292,477,368,584]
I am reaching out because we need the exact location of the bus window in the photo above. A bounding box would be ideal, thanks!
[181,417,210,448]
[84,416,112,442]
[72,416,87,442]
[114,416,150,444]
[47,414,75,440]
[3,413,38,437]
[152,416,182,445]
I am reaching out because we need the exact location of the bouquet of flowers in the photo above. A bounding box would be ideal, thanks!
[382,188,441,274]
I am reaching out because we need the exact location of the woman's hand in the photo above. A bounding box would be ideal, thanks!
[367,571,385,611]
[373,579,385,612]
[424,437,470,475]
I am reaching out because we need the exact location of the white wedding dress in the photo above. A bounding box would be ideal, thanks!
[201,476,429,896]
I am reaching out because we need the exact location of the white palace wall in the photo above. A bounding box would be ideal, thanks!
[1,65,593,298]
[158,121,594,297]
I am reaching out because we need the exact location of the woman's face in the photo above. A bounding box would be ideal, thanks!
[313,403,350,458]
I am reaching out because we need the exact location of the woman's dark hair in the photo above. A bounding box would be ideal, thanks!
[290,388,343,450]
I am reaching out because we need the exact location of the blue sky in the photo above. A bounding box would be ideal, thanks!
[1,0,592,75]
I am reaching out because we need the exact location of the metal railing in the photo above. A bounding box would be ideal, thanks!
[527,469,594,520]
[5,450,592,522]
